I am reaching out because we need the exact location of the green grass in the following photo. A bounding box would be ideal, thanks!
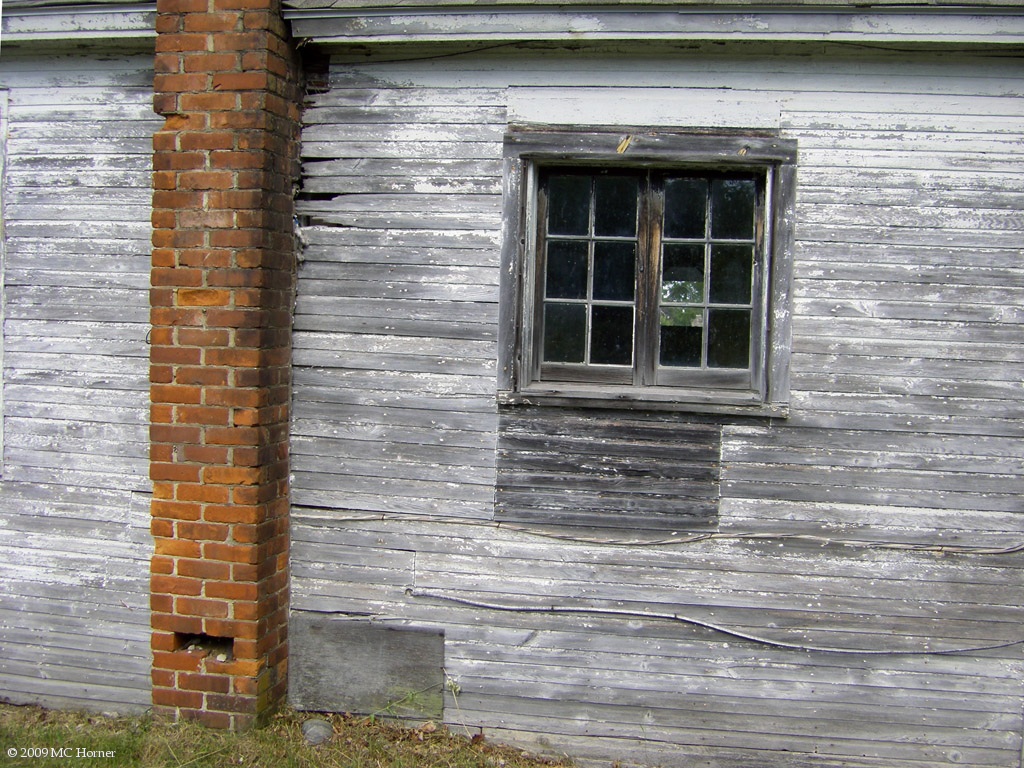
[0,704,573,768]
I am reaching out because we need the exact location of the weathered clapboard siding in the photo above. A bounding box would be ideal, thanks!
[291,516,1024,766]
[292,81,507,522]
[0,49,159,712]
[289,41,1024,766]
[495,407,722,531]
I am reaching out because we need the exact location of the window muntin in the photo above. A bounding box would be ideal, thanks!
[533,166,768,394]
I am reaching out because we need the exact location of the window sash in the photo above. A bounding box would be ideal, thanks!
[532,166,769,393]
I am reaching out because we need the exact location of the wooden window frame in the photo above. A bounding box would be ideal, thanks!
[498,126,797,417]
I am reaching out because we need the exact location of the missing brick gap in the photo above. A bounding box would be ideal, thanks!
[174,632,234,661]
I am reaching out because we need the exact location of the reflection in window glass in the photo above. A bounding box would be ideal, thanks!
[662,244,704,303]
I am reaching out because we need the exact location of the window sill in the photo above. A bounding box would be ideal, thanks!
[498,384,789,418]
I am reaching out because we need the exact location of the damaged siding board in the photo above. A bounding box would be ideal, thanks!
[290,42,1024,767]
[0,50,158,712]
[291,76,507,523]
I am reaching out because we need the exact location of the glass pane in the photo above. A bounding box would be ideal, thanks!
[594,242,636,301]
[547,175,591,236]
[710,178,756,240]
[707,309,750,368]
[659,307,704,367]
[591,305,633,365]
[545,240,588,299]
[543,303,586,363]
[661,243,704,303]
[709,244,753,305]
[594,176,638,237]
[664,177,707,239]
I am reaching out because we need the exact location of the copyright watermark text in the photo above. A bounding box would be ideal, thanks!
[6,747,116,759]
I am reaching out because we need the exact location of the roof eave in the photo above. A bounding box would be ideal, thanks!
[282,4,1024,46]
[1,3,156,43]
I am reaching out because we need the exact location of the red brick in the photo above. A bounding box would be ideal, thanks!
[153,537,202,559]
[151,594,174,613]
[157,0,207,13]
[153,688,204,709]
[152,384,202,404]
[150,423,202,444]
[183,16,241,35]
[203,466,262,486]
[204,505,264,525]
[150,345,203,366]
[150,404,174,425]
[155,33,209,53]
[177,521,230,541]
[206,581,257,601]
[188,710,234,729]
[178,558,232,581]
[152,574,202,597]
[177,249,233,269]
[175,596,230,619]
[206,694,258,715]
[213,71,269,91]
[179,672,231,693]
[177,483,231,504]
[149,614,201,638]
[175,405,230,427]
[151,556,175,575]
[180,92,239,113]
[206,426,260,446]
[150,464,202,484]
[175,366,230,386]
[153,72,210,94]
[179,209,238,230]
[203,542,259,564]
[179,170,237,191]
[179,132,235,152]
[181,444,230,465]
[177,288,232,307]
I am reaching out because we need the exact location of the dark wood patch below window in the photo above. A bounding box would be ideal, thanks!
[495,406,721,533]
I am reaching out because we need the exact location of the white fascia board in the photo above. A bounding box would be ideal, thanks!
[1,4,156,42]
[283,6,1024,46]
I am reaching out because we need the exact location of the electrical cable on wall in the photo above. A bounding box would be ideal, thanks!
[408,588,1024,658]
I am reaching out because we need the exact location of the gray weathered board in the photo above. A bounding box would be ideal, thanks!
[0,49,158,713]
[289,39,1024,767]
[289,614,445,720]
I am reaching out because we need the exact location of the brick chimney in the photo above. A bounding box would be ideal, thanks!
[149,0,301,729]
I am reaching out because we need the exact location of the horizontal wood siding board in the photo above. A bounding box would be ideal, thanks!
[0,50,155,713]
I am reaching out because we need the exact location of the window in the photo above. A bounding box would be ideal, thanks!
[499,128,796,416]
